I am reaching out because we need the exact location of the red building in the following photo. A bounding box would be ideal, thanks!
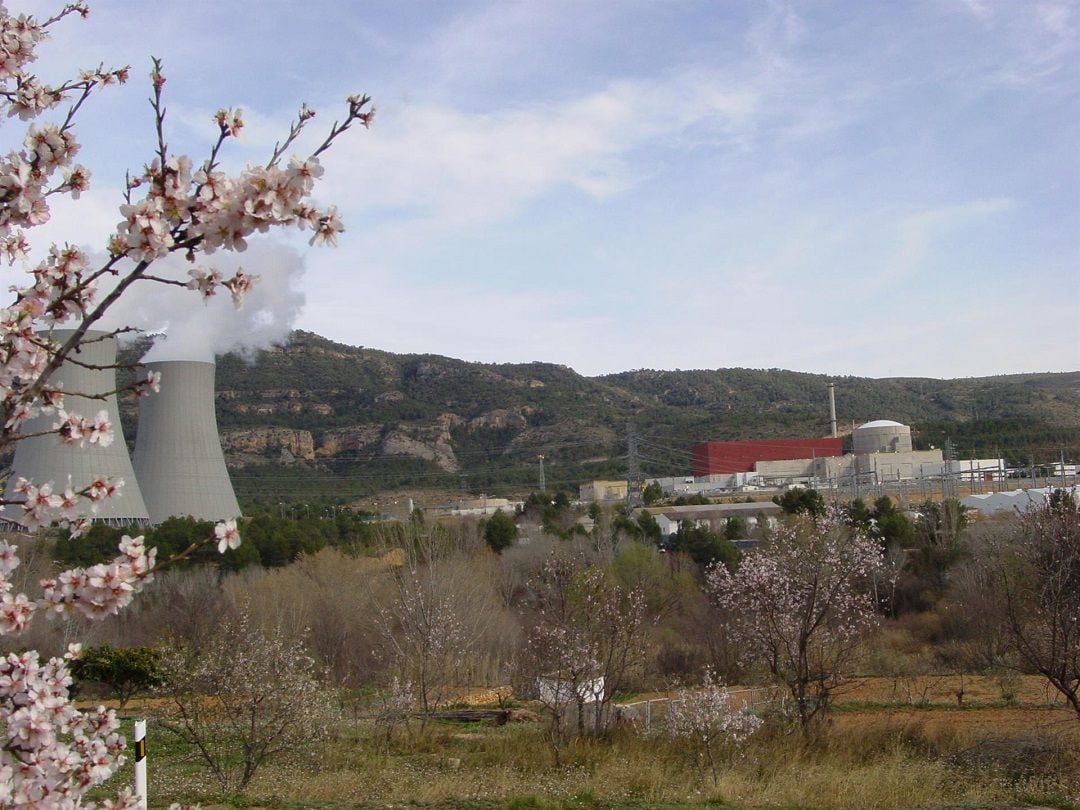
[692,437,843,476]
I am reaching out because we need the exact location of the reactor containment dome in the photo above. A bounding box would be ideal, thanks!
[853,420,913,455]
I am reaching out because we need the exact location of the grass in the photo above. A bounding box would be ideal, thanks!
[90,685,1080,809]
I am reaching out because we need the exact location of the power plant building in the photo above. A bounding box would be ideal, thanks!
[3,338,241,530]
[133,360,241,524]
[692,437,843,476]
[2,331,151,527]
[682,419,1003,493]
[852,420,913,455]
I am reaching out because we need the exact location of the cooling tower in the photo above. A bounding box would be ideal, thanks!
[2,330,150,527]
[132,360,241,524]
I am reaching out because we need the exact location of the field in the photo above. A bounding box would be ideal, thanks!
[96,675,1080,809]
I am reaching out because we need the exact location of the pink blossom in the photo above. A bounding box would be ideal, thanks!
[215,519,241,553]
[0,3,369,800]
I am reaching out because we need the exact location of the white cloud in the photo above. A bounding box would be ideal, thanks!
[318,68,759,239]
[868,198,1016,288]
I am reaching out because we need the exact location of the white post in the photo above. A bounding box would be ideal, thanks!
[134,719,147,809]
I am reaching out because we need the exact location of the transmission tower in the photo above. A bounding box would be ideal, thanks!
[944,437,956,499]
[537,453,546,492]
[626,422,644,509]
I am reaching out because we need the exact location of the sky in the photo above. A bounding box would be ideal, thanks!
[7,0,1079,378]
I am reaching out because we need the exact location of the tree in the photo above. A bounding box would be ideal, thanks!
[636,510,662,544]
[642,481,663,505]
[371,524,502,722]
[523,550,648,748]
[978,499,1080,718]
[156,612,333,791]
[707,509,883,728]
[772,487,826,518]
[670,521,739,569]
[665,668,762,786]
[0,3,369,802]
[70,644,161,709]
[483,509,518,553]
[872,496,913,548]
[895,499,970,612]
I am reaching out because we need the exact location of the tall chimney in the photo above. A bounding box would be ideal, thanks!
[132,360,241,524]
[828,382,838,439]
[2,330,150,527]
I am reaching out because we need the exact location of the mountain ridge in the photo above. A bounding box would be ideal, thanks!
[120,331,1079,508]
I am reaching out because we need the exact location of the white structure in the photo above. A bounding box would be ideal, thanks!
[536,675,605,706]
[648,473,761,496]
[961,487,1077,515]
[853,420,913,455]
[133,360,241,524]
[2,331,150,526]
[431,497,523,517]
[642,502,782,537]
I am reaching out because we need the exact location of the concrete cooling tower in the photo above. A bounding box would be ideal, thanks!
[132,360,241,524]
[2,330,150,527]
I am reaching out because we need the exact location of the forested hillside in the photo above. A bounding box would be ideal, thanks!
[120,331,1079,509]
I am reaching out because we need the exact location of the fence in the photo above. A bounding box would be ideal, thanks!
[615,684,783,733]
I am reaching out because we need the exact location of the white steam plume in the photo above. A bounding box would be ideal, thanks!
[99,240,306,363]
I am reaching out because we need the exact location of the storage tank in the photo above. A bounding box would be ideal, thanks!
[853,420,912,455]
[132,360,241,524]
[2,330,151,527]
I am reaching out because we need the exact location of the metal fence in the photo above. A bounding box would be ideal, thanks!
[615,684,783,733]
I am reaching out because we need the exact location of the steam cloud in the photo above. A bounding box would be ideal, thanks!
[100,240,306,363]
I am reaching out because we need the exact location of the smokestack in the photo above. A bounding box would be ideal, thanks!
[2,330,150,527]
[132,360,241,524]
[828,382,838,439]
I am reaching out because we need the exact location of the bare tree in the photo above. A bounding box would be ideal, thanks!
[370,523,508,723]
[977,497,1080,718]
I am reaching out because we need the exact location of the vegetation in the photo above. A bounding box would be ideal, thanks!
[29,496,1080,807]
[91,681,1079,808]
[113,332,1080,506]
[70,644,161,709]
[483,510,519,553]
[156,612,334,791]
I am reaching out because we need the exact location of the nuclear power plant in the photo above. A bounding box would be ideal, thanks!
[2,331,151,527]
[3,333,241,529]
[132,360,242,525]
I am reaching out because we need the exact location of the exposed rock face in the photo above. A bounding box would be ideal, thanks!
[315,426,383,457]
[469,409,528,430]
[379,416,460,472]
[222,428,315,461]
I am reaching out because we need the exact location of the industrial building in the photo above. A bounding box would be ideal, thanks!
[578,412,1007,506]
[692,437,843,476]
[578,480,630,503]
[1,331,151,527]
[132,360,242,525]
[641,501,782,537]
[3,335,241,529]
[962,487,1079,515]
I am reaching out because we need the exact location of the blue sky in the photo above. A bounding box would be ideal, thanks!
[11,0,1080,378]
